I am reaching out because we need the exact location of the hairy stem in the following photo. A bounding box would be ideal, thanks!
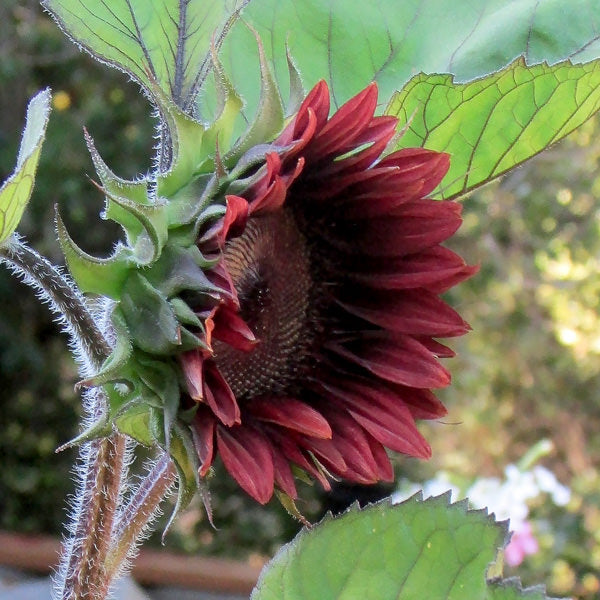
[0,235,110,369]
[1,235,177,598]
[106,454,176,581]
[0,235,127,598]
[61,425,128,599]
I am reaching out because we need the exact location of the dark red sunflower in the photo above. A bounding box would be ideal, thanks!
[181,80,476,504]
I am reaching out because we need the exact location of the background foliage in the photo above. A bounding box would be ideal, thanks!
[1,2,599,598]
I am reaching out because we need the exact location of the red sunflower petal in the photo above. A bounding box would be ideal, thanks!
[203,361,241,427]
[310,116,398,178]
[320,379,431,458]
[308,83,378,160]
[216,425,275,504]
[389,384,448,420]
[417,337,456,358]
[323,199,463,257]
[267,427,332,491]
[289,80,330,142]
[345,246,475,290]
[326,333,451,389]
[247,396,332,439]
[367,436,395,481]
[219,195,249,245]
[180,349,205,401]
[335,183,425,218]
[294,435,347,475]
[321,409,380,483]
[271,444,298,499]
[191,408,216,476]
[335,287,470,337]
[212,304,257,351]
[378,148,450,197]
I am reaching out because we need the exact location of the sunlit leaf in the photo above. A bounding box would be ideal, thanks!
[42,0,249,113]
[251,495,558,600]
[212,0,600,120]
[387,58,600,199]
[0,89,51,245]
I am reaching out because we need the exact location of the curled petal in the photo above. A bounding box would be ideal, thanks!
[203,361,241,426]
[192,408,217,476]
[212,303,257,351]
[219,195,249,245]
[180,349,205,401]
[217,425,275,504]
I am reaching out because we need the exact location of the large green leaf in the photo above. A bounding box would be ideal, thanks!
[0,89,51,245]
[42,0,248,113]
[214,0,600,119]
[387,58,600,200]
[251,495,558,600]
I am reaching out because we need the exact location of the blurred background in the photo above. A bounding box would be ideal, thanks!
[1,1,599,598]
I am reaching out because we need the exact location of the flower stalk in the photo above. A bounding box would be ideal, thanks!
[106,454,176,581]
[0,234,174,599]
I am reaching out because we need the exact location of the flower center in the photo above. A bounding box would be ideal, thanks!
[213,208,313,399]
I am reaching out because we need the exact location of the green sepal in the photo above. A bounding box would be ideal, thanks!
[225,28,284,164]
[194,46,244,174]
[153,84,207,198]
[162,420,200,541]
[77,306,133,389]
[120,272,181,354]
[84,129,149,245]
[144,243,222,299]
[114,401,155,447]
[101,189,168,265]
[169,173,228,237]
[274,490,310,527]
[135,356,180,450]
[56,209,132,299]
[290,465,315,486]
[165,173,214,228]
[285,45,305,117]
[55,409,112,452]
[170,297,203,329]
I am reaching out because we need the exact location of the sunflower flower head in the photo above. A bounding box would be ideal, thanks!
[58,49,474,515]
[182,80,476,504]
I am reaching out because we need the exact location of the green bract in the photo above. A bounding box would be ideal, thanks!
[55,47,286,518]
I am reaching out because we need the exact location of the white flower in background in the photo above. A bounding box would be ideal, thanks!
[533,465,571,506]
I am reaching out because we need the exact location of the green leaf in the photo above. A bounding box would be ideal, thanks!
[42,0,249,113]
[387,58,600,199]
[251,495,559,600]
[213,0,600,119]
[0,89,51,245]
